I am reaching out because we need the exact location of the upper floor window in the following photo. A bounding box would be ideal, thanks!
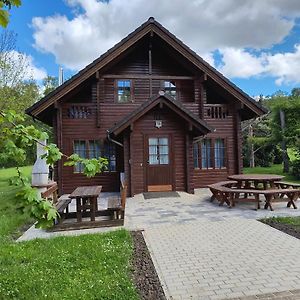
[117,80,132,103]
[164,81,176,99]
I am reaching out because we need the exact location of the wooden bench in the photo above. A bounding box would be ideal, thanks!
[229,188,299,211]
[208,181,299,210]
[208,181,237,205]
[274,181,300,189]
[41,182,58,204]
[107,183,127,220]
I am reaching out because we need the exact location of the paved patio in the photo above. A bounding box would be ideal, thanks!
[124,188,300,230]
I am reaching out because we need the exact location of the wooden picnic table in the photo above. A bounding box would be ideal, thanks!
[69,186,102,223]
[228,174,284,190]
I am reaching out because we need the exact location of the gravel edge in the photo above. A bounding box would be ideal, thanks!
[131,231,166,300]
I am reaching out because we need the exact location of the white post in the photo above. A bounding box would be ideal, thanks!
[32,140,49,194]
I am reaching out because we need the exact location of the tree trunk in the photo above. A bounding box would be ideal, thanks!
[279,109,289,173]
[249,125,255,168]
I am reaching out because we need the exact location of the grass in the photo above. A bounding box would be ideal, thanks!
[268,216,300,227]
[243,163,300,184]
[0,166,32,239]
[0,166,139,300]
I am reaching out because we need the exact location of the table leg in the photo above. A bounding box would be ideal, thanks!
[264,194,273,211]
[90,197,96,221]
[255,194,260,210]
[76,197,82,223]
[287,193,298,209]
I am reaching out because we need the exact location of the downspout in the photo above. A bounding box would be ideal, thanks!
[107,130,123,147]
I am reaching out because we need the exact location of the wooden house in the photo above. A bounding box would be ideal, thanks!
[26,17,266,197]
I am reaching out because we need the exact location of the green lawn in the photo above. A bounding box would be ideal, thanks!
[243,163,300,184]
[0,167,138,300]
[0,166,32,239]
[266,216,300,227]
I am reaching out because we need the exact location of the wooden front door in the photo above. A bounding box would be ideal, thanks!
[146,136,173,192]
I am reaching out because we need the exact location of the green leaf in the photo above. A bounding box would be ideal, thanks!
[47,208,58,221]
[0,10,9,27]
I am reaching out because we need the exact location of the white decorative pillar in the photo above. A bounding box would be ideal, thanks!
[32,140,49,194]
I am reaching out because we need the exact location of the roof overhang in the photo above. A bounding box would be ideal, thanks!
[108,94,214,136]
[26,17,267,120]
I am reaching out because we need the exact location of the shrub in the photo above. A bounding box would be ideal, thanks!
[291,159,300,179]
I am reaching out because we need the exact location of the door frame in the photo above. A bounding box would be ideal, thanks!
[143,133,175,192]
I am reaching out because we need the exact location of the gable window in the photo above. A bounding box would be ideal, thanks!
[117,80,132,103]
[193,138,226,169]
[164,81,176,99]
[73,140,116,173]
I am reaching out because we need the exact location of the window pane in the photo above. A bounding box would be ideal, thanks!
[201,139,212,169]
[193,142,199,168]
[215,139,225,168]
[158,138,168,145]
[149,138,158,145]
[149,145,157,155]
[159,154,169,164]
[149,154,159,165]
[74,140,86,172]
[159,145,168,155]
[117,80,131,103]
[104,141,116,171]
[164,81,176,99]
[89,140,101,159]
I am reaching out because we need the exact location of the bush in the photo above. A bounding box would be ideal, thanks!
[291,159,300,179]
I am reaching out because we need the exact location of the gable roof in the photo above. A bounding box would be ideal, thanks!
[108,93,213,136]
[26,17,267,118]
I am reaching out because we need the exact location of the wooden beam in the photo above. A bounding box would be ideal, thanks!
[185,133,191,193]
[102,74,195,80]
[199,73,208,82]
[96,80,101,128]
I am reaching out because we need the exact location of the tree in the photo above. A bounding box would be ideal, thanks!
[42,75,58,97]
[0,0,21,27]
[0,30,40,112]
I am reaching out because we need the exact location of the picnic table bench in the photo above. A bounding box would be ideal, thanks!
[208,181,299,211]
[274,181,300,189]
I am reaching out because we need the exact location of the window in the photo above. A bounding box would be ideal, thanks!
[104,142,116,171]
[193,142,199,168]
[73,140,116,173]
[214,138,225,168]
[74,140,87,172]
[164,81,176,99]
[201,139,212,169]
[149,137,169,165]
[117,80,132,103]
[193,138,226,169]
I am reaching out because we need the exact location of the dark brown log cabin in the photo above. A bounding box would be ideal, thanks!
[26,17,266,196]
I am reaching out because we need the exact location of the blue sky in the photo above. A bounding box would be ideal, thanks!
[4,0,300,97]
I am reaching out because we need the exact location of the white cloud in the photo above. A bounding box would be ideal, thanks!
[218,48,266,78]
[23,53,47,81]
[31,0,300,71]
[218,45,300,86]
[0,50,47,87]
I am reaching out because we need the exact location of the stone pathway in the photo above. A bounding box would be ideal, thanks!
[143,219,300,300]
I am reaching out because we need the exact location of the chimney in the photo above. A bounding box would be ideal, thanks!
[58,66,64,85]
